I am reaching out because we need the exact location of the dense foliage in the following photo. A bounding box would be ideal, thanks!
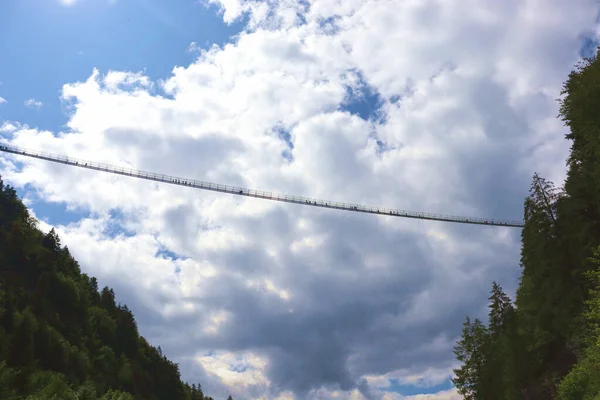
[452,49,600,399]
[0,178,226,399]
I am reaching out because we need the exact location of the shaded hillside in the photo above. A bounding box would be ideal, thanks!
[0,177,222,399]
[452,50,600,399]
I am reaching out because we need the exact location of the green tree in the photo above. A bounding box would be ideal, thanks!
[8,307,38,368]
[0,361,18,400]
[452,317,488,399]
[99,391,134,400]
[558,246,600,399]
[452,47,600,398]
[484,283,519,400]
[488,281,514,338]
[0,176,217,399]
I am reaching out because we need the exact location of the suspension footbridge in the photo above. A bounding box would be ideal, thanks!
[0,145,525,228]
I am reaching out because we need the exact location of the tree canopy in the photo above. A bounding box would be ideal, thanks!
[0,176,233,399]
[452,48,600,399]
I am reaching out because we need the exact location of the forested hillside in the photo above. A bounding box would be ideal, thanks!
[452,50,600,398]
[0,178,224,399]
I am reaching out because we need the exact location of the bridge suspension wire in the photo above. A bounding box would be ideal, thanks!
[0,145,525,228]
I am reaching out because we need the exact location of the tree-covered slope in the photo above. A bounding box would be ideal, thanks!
[0,177,219,399]
[452,49,600,399]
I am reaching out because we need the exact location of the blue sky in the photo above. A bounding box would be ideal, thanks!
[382,380,454,397]
[0,0,385,229]
[0,1,452,397]
[0,0,244,227]
[1,1,600,399]
[0,0,244,132]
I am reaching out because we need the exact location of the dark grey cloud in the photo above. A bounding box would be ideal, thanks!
[124,204,517,398]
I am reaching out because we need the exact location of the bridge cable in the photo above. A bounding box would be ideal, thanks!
[0,145,525,228]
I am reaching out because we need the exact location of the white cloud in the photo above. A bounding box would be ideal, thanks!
[188,41,201,54]
[0,96,6,104]
[0,122,17,132]
[403,388,461,400]
[198,351,269,388]
[2,0,599,399]
[24,98,43,108]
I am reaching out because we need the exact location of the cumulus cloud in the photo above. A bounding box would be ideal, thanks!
[24,98,43,109]
[2,0,600,399]
[403,389,461,400]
